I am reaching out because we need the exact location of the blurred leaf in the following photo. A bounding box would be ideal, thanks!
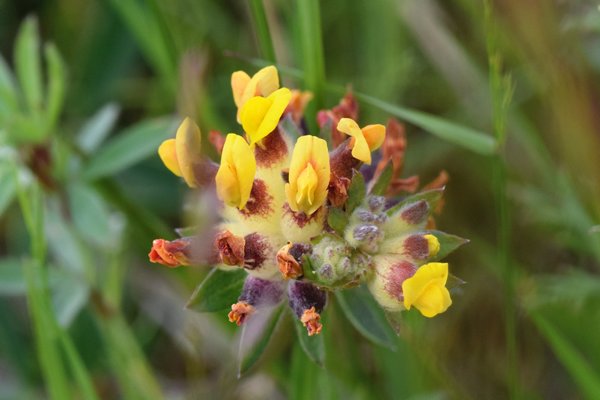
[290,342,319,400]
[0,257,26,295]
[294,317,325,367]
[44,43,66,129]
[52,271,90,328]
[68,183,113,248]
[186,268,247,312]
[14,16,43,115]
[327,207,347,235]
[0,54,18,120]
[10,112,46,143]
[83,116,177,180]
[523,271,600,310]
[0,165,17,216]
[248,0,276,63]
[531,312,600,398]
[354,92,497,155]
[426,230,469,261]
[279,114,302,141]
[335,285,397,349]
[346,171,365,213]
[238,303,284,376]
[77,103,120,153]
[370,160,393,196]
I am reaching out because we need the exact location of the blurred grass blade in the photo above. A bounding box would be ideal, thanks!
[68,183,113,249]
[335,286,397,350]
[0,54,19,118]
[77,103,120,153]
[44,43,67,129]
[186,269,247,312]
[0,258,26,296]
[248,0,276,63]
[15,16,43,114]
[531,313,600,398]
[296,0,325,112]
[294,318,325,367]
[354,92,497,155]
[83,116,177,180]
[290,343,318,400]
[0,165,17,216]
[57,329,100,400]
[238,303,284,376]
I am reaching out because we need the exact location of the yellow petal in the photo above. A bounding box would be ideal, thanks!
[231,71,251,108]
[424,234,440,257]
[241,88,292,145]
[285,135,330,215]
[253,65,279,97]
[158,139,181,177]
[361,124,386,151]
[402,262,451,318]
[337,118,372,164]
[175,117,202,188]
[215,134,257,209]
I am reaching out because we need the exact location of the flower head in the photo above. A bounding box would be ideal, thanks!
[402,262,452,317]
[158,117,203,187]
[285,135,330,215]
[232,66,280,121]
[215,134,256,209]
[240,88,292,145]
[337,118,386,165]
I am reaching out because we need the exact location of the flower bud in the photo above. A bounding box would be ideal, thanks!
[308,234,370,287]
[215,230,245,266]
[288,280,327,335]
[228,275,285,325]
[368,255,417,311]
[148,238,193,267]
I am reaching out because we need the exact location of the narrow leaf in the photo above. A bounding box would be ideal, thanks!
[77,103,120,153]
[346,171,365,213]
[335,286,397,349]
[15,16,43,114]
[0,165,17,216]
[0,258,26,296]
[426,230,469,261]
[0,54,18,116]
[354,92,497,155]
[68,184,113,249]
[294,317,325,367]
[238,303,284,375]
[369,160,393,196]
[44,43,66,130]
[186,268,247,312]
[248,0,276,63]
[83,116,177,180]
[327,207,347,235]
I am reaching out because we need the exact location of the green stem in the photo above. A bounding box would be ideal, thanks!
[248,0,277,63]
[484,1,518,398]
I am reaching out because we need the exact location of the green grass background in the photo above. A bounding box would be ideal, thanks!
[1,0,600,399]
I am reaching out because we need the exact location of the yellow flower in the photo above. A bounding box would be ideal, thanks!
[240,88,292,145]
[402,262,452,318]
[231,66,280,121]
[424,234,440,257]
[285,135,330,215]
[337,118,386,165]
[158,117,202,187]
[215,134,256,209]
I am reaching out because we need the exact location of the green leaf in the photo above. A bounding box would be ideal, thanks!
[15,16,43,115]
[77,103,120,153]
[0,54,18,119]
[0,164,17,216]
[327,207,347,235]
[68,183,113,249]
[426,230,469,261]
[531,312,600,398]
[186,268,247,312]
[83,116,177,180]
[44,43,66,130]
[354,92,497,155]
[386,187,445,216]
[294,317,325,367]
[335,285,397,349]
[279,114,303,141]
[369,160,393,196]
[248,0,276,63]
[52,270,90,327]
[238,303,284,376]
[0,258,26,296]
[346,171,365,213]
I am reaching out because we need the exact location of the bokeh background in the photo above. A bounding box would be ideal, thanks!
[1,0,600,399]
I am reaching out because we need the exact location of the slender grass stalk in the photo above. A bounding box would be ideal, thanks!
[484,2,518,398]
[296,0,326,130]
[248,0,276,63]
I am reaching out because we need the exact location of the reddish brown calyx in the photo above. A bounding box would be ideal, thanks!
[277,243,303,279]
[148,238,192,267]
[300,307,323,336]
[228,301,255,326]
[327,172,351,207]
[317,92,359,148]
[215,230,245,266]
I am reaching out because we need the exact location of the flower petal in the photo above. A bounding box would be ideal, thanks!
[215,134,257,209]
[158,139,181,177]
[231,71,251,108]
[402,262,451,318]
[337,117,372,164]
[241,88,291,145]
[361,124,386,152]
[175,117,202,187]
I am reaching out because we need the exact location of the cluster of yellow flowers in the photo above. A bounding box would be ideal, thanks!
[149,66,462,336]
